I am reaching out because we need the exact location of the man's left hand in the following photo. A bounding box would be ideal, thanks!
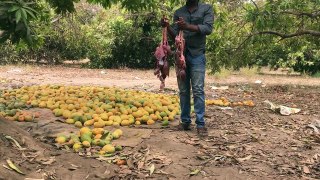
[177,17,190,30]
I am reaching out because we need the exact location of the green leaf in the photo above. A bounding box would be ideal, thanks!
[8,6,20,12]
[23,6,38,14]
[1,1,17,5]
[190,169,200,176]
[21,8,27,19]
[15,9,21,23]
[20,8,28,26]
[24,9,36,19]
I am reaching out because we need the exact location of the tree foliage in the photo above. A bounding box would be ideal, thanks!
[0,0,319,74]
[0,0,183,45]
[207,0,320,74]
[0,0,40,44]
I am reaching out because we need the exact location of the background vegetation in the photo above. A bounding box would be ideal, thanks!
[0,0,319,75]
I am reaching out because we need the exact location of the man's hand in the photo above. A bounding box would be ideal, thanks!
[177,17,199,32]
[177,17,189,30]
[160,17,170,27]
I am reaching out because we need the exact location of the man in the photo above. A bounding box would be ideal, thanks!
[161,0,214,136]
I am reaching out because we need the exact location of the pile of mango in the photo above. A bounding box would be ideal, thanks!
[206,97,255,107]
[56,127,123,155]
[0,86,255,123]
[0,85,180,127]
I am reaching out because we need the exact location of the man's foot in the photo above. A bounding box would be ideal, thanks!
[197,127,208,137]
[176,122,191,131]
[160,81,165,91]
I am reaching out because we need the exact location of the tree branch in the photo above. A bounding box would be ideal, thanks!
[235,29,320,52]
[280,10,320,18]
[250,0,259,10]
[253,30,320,39]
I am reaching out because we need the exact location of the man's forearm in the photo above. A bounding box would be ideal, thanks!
[167,27,176,41]
[167,23,200,41]
[186,24,200,32]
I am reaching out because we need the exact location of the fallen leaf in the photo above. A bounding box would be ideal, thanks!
[190,169,200,176]
[103,169,111,175]
[6,159,25,175]
[149,164,155,176]
[119,167,132,175]
[237,155,252,162]
[138,161,144,169]
[303,166,310,174]
[41,157,56,165]
[126,158,134,168]
[71,164,79,168]
[2,164,12,171]
[96,156,116,161]
[5,136,26,151]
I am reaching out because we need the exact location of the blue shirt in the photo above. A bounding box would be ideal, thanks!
[171,3,214,56]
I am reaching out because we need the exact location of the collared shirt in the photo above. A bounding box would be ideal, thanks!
[171,3,214,56]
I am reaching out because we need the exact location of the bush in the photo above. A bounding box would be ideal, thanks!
[1,5,162,69]
[89,16,160,69]
[0,41,19,64]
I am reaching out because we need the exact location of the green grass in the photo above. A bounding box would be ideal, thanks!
[238,66,260,76]
[210,68,233,79]
[210,66,260,79]
[312,72,320,78]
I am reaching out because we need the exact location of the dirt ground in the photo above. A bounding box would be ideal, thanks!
[0,65,320,180]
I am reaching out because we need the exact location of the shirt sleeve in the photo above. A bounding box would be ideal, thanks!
[170,12,179,37]
[198,5,214,35]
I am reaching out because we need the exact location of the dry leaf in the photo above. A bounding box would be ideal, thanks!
[190,169,200,176]
[126,158,134,168]
[2,164,12,171]
[96,156,116,161]
[6,159,25,175]
[5,136,26,151]
[303,166,310,174]
[237,155,252,162]
[119,167,132,175]
[41,157,56,165]
[149,164,155,176]
[138,161,144,169]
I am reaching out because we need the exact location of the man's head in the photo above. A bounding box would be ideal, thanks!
[186,0,199,5]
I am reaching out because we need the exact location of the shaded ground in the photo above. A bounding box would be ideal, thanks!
[0,65,320,180]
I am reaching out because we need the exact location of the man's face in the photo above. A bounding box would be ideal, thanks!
[186,0,198,4]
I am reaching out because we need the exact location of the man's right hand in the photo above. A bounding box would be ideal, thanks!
[160,17,170,27]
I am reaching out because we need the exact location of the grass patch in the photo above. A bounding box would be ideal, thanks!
[210,68,233,79]
[312,72,320,78]
[209,66,260,79]
[238,67,260,76]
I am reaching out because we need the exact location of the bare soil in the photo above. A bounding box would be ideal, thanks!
[0,65,319,180]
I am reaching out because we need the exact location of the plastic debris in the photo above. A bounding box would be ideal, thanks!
[264,100,301,116]
[211,85,229,90]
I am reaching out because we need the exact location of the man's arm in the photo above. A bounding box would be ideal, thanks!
[177,5,214,35]
[160,14,178,41]
[177,16,200,33]
[167,26,177,41]
[168,13,179,40]
[197,5,214,35]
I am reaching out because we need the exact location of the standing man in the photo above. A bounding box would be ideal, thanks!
[161,0,214,136]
